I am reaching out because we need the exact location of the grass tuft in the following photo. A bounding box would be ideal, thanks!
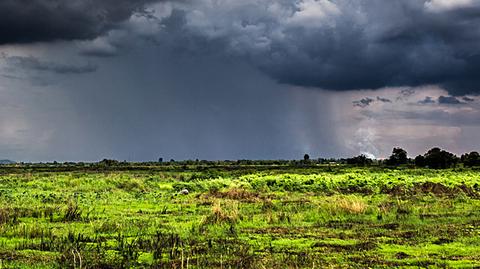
[335,197,368,214]
[202,199,240,225]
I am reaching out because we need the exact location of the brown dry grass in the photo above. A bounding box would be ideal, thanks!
[201,199,240,225]
[335,197,368,214]
[205,187,261,202]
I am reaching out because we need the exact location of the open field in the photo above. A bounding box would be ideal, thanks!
[0,165,479,268]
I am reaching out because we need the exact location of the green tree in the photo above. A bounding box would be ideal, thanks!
[461,152,480,167]
[424,148,458,169]
[414,155,426,167]
[386,147,408,166]
[346,155,373,166]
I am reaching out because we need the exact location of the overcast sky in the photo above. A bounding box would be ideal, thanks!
[1,0,480,162]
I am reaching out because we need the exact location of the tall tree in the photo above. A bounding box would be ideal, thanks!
[386,147,408,166]
[461,152,480,167]
[424,148,458,169]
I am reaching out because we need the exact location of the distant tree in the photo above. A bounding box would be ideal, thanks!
[414,155,426,167]
[386,147,408,166]
[303,154,310,161]
[346,155,373,166]
[158,158,163,163]
[424,148,458,169]
[98,159,120,166]
[461,151,480,167]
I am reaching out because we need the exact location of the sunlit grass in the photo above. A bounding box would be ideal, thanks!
[0,166,478,267]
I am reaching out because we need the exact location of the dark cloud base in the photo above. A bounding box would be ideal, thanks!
[151,0,480,95]
[3,0,480,95]
[0,0,160,45]
[2,54,97,74]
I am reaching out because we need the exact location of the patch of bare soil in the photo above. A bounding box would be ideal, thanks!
[204,188,267,202]
[383,182,479,198]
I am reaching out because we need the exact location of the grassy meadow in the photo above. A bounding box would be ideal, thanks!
[0,164,479,268]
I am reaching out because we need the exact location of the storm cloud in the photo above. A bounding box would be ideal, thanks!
[3,55,97,74]
[438,95,464,105]
[353,98,375,108]
[135,0,480,95]
[419,96,436,104]
[2,0,480,161]
[377,97,392,103]
[3,1,480,94]
[0,0,161,44]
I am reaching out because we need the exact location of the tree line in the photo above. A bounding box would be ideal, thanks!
[3,147,480,170]
[343,147,480,169]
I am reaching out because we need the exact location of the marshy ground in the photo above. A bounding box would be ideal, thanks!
[0,165,479,268]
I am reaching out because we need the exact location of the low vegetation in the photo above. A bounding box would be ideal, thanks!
[0,164,478,268]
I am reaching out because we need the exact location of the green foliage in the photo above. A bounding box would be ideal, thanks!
[386,147,408,166]
[461,151,480,167]
[423,147,459,169]
[0,166,478,268]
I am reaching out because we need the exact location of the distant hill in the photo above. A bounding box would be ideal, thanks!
[0,159,15,164]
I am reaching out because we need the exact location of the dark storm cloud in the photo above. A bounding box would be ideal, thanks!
[438,95,464,105]
[399,89,416,98]
[353,96,392,108]
[81,50,117,58]
[80,46,118,58]
[418,96,436,104]
[376,97,392,103]
[4,0,480,94]
[4,55,97,74]
[353,98,374,108]
[0,0,161,44]
[151,0,480,95]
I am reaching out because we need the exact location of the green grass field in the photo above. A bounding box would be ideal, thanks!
[0,165,479,268]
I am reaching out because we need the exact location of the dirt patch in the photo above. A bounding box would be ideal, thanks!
[382,223,400,230]
[383,185,407,196]
[383,182,479,198]
[399,230,419,239]
[395,252,410,259]
[432,237,454,245]
[457,184,480,198]
[348,255,400,267]
[418,182,454,196]
[326,220,354,229]
[243,227,326,238]
[419,212,463,219]
[0,251,20,261]
[204,188,265,202]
